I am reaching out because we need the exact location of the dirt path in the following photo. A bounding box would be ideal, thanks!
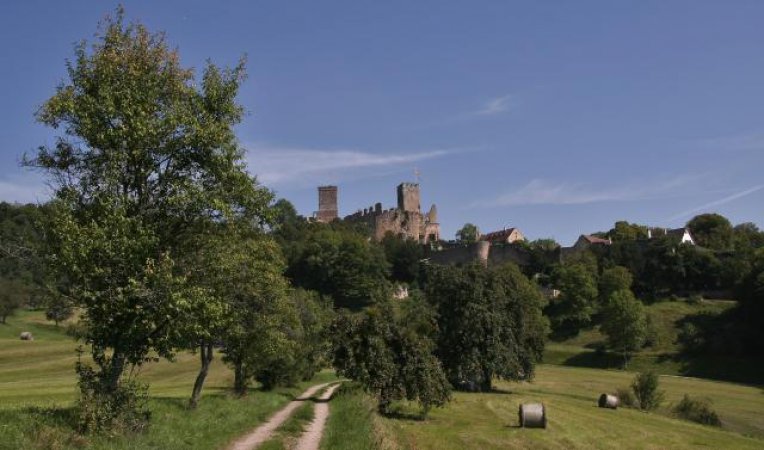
[293,383,342,450]
[228,382,335,450]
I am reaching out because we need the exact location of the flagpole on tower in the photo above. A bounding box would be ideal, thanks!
[414,167,421,183]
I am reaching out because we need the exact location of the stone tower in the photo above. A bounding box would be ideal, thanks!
[396,182,420,213]
[316,185,338,222]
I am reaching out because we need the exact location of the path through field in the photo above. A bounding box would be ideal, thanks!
[228,382,335,450]
[294,383,342,450]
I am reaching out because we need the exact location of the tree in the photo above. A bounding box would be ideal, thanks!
[0,278,27,324]
[45,295,74,326]
[607,221,648,242]
[216,233,300,395]
[286,227,390,309]
[381,232,424,285]
[25,8,272,422]
[600,290,647,367]
[687,213,734,250]
[547,263,598,333]
[455,223,480,243]
[631,371,664,411]
[332,303,450,415]
[598,266,633,307]
[425,263,547,391]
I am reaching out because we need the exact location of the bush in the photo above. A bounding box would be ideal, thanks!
[631,371,664,411]
[75,359,150,435]
[616,387,636,408]
[673,394,722,426]
[687,294,703,305]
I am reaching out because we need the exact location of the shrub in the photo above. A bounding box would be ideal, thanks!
[673,394,722,426]
[687,294,703,305]
[75,358,150,435]
[631,371,664,411]
[616,387,636,408]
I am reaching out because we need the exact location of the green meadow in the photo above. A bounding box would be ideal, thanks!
[3,306,764,449]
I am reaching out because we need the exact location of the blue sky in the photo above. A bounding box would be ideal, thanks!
[1,1,762,245]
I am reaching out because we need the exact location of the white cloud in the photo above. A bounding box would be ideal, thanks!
[245,145,455,186]
[472,176,698,208]
[472,95,512,116]
[667,185,764,221]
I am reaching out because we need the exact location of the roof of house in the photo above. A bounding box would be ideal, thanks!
[481,227,521,242]
[580,234,611,245]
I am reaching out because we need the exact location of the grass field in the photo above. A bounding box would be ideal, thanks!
[544,299,764,384]
[0,310,340,449]
[3,307,764,449]
[379,365,764,449]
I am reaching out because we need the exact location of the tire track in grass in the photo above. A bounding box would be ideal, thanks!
[228,382,334,450]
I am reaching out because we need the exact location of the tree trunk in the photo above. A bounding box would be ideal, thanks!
[234,359,247,397]
[481,369,493,392]
[189,342,213,409]
[105,352,126,392]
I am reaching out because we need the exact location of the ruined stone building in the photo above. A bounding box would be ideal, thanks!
[313,182,440,244]
[315,185,338,222]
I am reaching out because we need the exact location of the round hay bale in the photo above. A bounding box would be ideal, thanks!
[19,331,34,341]
[598,393,619,409]
[518,403,547,428]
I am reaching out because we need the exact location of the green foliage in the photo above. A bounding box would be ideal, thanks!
[74,350,150,434]
[598,266,633,306]
[673,394,722,427]
[381,232,424,285]
[26,7,272,427]
[600,290,647,367]
[211,233,300,394]
[425,263,548,391]
[688,213,734,250]
[608,221,648,242]
[285,226,390,309]
[331,303,450,416]
[631,371,664,411]
[0,277,28,324]
[547,263,598,333]
[455,223,480,243]
[44,295,74,326]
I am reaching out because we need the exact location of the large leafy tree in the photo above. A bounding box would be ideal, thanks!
[687,213,734,250]
[286,227,390,309]
[600,289,647,368]
[425,263,547,391]
[25,9,271,399]
[455,223,480,243]
[332,303,450,415]
[546,263,598,333]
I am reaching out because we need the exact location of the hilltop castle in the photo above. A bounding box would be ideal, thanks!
[314,183,440,244]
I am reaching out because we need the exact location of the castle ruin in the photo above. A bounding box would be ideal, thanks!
[314,182,440,244]
[314,185,339,222]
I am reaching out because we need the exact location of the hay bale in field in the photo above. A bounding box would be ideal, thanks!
[598,393,619,409]
[519,403,546,428]
[19,331,34,341]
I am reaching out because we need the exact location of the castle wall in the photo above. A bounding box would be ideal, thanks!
[425,242,532,267]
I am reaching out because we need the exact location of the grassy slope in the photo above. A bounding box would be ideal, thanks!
[544,300,764,384]
[0,310,339,449]
[381,365,764,450]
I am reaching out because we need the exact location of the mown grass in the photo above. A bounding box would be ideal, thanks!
[379,364,764,449]
[0,310,339,449]
[320,383,386,450]
[544,299,764,384]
